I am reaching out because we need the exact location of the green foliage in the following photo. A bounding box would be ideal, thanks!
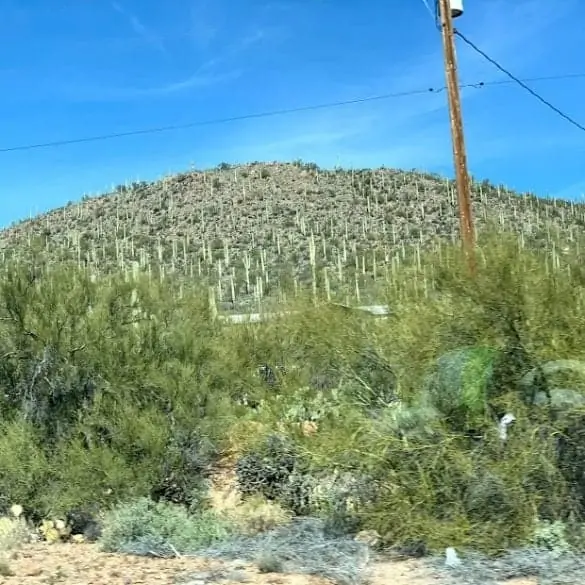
[269,386,346,424]
[99,498,233,555]
[0,260,234,520]
[336,346,398,411]
[423,346,497,421]
[41,439,151,514]
[0,420,49,516]
[531,519,572,555]
[2,230,585,557]
[0,263,103,445]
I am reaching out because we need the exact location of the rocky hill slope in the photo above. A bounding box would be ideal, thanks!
[0,161,582,309]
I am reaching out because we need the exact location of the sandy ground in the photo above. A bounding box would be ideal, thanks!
[0,541,327,584]
[0,541,540,585]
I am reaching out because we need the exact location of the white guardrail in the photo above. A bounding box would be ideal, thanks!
[216,304,390,324]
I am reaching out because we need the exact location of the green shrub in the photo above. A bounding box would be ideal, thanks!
[40,439,152,515]
[0,420,49,518]
[99,498,234,556]
[531,519,572,555]
[2,229,585,556]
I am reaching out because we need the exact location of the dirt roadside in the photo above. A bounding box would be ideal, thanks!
[0,541,539,585]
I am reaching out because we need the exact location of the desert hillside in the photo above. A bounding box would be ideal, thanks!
[1,161,582,309]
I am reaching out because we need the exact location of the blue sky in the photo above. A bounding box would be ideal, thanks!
[1,0,584,227]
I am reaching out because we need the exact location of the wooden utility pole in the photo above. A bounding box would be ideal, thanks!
[437,0,476,273]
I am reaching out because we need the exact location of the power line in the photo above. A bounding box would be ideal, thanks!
[418,0,437,23]
[455,30,585,133]
[1,72,585,154]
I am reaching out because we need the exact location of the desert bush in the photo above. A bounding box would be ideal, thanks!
[0,516,32,551]
[0,261,235,519]
[1,229,585,556]
[235,434,300,501]
[39,439,152,515]
[99,497,233,556]
[0,263,104,445]
[234,432,317,516]
[296,235,585,552]
[0,420,50,518]
[531,519,572,555]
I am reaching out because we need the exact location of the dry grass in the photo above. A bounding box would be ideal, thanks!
[0,516,33,552]
[226,494,293,536]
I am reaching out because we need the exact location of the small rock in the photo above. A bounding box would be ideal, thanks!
[25,567,43,577]
[445,546,461,568]
[54,519,65,530]
[9,504,23,518]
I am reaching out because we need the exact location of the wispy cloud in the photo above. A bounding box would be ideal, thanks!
[223,0,578,171]
[216,106,378,165]
[111,1,167,54]
[254,117,375,153]
[187,0,280,64]
[58,68,242,102]
[188,0,219,49]
[59,1,273,102]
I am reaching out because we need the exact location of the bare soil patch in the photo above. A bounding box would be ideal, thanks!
[0,542,542,585]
